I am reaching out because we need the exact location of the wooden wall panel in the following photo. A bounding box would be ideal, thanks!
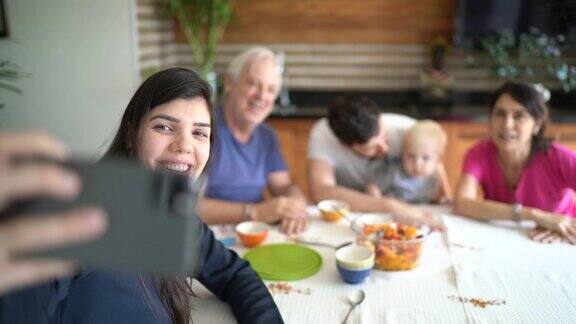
[141,0,566,92]
[175,0,456,44]
[267,118,317,199]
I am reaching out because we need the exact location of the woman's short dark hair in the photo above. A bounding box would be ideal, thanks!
[106,67,216,170]
[104,67,214,324]
[328,95,381,146]
[488,80,551,153]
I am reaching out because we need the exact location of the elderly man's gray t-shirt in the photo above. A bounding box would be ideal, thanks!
[308,113,416,191]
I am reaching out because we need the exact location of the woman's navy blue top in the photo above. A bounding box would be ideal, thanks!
[0,222,283,324]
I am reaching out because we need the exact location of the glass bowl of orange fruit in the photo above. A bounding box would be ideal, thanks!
[352,215,429,271]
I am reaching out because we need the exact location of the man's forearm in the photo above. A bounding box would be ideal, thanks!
[197,198,248,224]
[284,185,306,201]
[270,184,307,201]
[311,183,404,213]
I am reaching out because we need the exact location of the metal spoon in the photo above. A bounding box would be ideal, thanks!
[338,208,354,223]
[342,290,365,324]
[293,238,353,250]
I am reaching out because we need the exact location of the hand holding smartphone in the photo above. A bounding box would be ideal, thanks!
[1,157,202,275]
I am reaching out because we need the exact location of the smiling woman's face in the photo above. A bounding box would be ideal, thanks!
[138,97,211,180]
[489,94,540,153]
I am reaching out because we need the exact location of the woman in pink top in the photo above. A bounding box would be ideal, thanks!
[454,81,576,244]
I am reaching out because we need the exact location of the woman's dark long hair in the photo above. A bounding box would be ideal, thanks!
[105,67,215,324]
[488,80,552,154]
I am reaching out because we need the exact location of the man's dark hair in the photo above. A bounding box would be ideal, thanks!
[328,95,381,145]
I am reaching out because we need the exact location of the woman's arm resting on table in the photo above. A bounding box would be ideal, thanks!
[529,228,568,244]
[453,174,519,221]
[525,209,576,244]
[454,174,576,244]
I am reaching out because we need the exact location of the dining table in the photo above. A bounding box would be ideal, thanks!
[190,205,576,323]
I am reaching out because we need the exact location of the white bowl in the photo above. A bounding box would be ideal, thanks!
[317,199,350,221]
[317,199,349,212]
[235,221,269,235]
[335,244,375,270]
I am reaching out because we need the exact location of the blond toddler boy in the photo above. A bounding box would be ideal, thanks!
[365,120,451,203]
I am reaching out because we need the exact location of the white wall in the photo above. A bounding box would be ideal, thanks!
[0,0,139,157]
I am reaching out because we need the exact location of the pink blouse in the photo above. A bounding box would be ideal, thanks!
[462,140,576,217]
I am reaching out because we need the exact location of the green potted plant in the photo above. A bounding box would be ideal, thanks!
[168,0,235,90]
[480,28,576,92]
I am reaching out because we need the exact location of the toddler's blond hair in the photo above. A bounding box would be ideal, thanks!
[403,120,447,156]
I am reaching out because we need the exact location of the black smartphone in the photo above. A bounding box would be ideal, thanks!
[0,158,202,275]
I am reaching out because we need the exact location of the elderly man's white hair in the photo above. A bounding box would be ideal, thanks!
[226,46,280,82]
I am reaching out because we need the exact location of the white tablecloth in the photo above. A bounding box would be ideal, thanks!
[191,206,576,324]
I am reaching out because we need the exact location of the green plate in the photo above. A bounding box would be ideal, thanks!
[244,243,323,281]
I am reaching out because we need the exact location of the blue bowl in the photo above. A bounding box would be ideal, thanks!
[337,263,372,284]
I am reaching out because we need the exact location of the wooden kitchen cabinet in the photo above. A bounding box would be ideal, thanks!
[441,123,489,191]
[267,117,576,201]
[548,124,576,152]
[266,118,317,199]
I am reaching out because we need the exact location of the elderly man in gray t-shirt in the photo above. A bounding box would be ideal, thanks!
[307,95,444,229]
